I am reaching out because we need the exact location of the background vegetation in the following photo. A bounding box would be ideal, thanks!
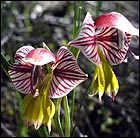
[1,1,139,137]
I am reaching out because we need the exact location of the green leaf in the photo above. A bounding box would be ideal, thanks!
[1,53,10,79]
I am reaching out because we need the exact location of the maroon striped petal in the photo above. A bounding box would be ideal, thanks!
[23,48,56,66]
[68,12,100,66]
[49,46,88,98]
[94,12,139,36]
[96,27,131,65]
[14,46,34,64]
[8,63,35,94]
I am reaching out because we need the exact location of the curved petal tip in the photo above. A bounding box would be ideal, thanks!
[94,12,139,36]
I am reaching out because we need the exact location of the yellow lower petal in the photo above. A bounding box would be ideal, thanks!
[91,64,106,101]
[91,50,119,101]
[97,65,106,101]
[102,60,119,100]
[22,68,55,131]
[23,94,44,127]
[105,72,119,100]
[42,94,55,133]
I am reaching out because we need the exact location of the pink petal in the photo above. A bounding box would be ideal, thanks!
[96,27,131,65]
[94,12,139,36]
[68,12,100,66]
[23,48,56,66]
[49,46,88,98]
[8,63,35,94]
[14,46,34,64]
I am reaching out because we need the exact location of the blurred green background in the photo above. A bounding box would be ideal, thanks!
[1,1,139,137]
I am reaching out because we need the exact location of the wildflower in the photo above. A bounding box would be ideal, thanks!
[68,12,139,101]
[8,43,88,131]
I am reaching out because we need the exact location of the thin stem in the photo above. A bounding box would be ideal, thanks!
[77,1,83,32]
[70,89,76,127]
[70,1,83,58]
[69,1,83,136]
[43,125,50,137]
[53,98,64,137]
[38,125,50,137]
[73,1,77,38]
[63,96,71,137]
[96,1,102,17]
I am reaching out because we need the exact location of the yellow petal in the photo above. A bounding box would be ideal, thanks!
[105,71,119,100]
[22,68,55,131]
[91,50,119,101]
[97,65,105,101]
[101,59,119,100]
[23,94,44,129]
[90,64,105,102]
[42,94,55,133]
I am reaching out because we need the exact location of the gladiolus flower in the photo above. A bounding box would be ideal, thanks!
[8,43,88,131]
[68,12,139,101]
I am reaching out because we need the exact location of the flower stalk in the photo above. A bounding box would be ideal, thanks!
[63,96,71,137]
[53,98,64,137]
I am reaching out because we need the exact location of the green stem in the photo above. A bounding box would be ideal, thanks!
[96,1,102,17]
[54,98,64,137]
[38,125,50,137]
[70,89,76,127]
[77,1,83,32]
[70,1,83,58]
[43,125,50,137]
[63,96,71,137]
[69,1,83,136]
[73,1,77,38]
[68,1,84,136]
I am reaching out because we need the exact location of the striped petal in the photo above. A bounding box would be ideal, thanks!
[94,12,139,36]
[96,27,131,65]
[49,46,88,98]
[68,12,100,66]
[14,46,34,64]
[23,48,56,66]
[8,63,35,94]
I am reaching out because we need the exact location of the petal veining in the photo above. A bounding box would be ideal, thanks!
[68,12,100,66]
[14,45,34,64]
[8,63,35,94]
[49,46,88,98]
[96,27,131,65]
[94,12,139,36]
